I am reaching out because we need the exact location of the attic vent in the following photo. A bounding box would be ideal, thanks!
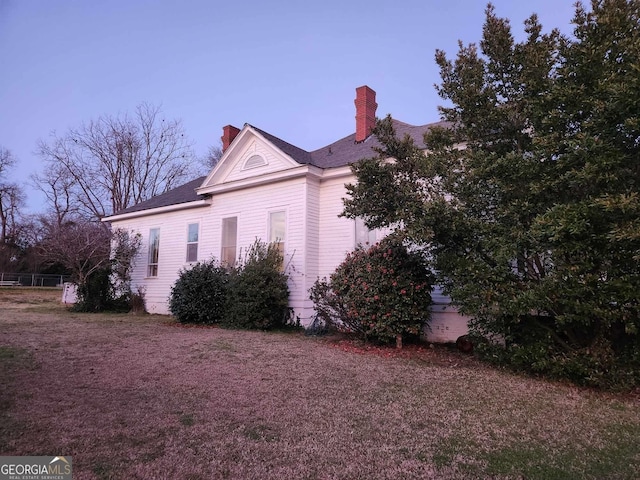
[243,154,267,170]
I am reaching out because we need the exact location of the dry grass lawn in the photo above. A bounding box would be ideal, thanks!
[1,287,639,479]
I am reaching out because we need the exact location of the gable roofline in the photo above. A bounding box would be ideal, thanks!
[102,176,208,222]
[106,84,451,219]
[200,124,252,188]
[250,125,313,165]
[198,124,305,193]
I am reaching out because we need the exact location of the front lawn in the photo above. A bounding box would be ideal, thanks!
[0,296,638,479]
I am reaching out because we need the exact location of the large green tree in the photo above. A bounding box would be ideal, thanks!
[343,0,640,388]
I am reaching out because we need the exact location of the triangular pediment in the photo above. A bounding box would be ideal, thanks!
[198,125,303,190]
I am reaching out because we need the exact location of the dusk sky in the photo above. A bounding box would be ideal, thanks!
[1,0,577,213]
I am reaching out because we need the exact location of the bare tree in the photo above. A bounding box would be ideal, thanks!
[198,143,223,174]
[36,103,195,220]
[0,146,24,246]
[31,162,79,228]
[38,220,111,288]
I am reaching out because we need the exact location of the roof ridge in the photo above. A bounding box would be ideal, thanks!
[248,124,313,165]
[249,124,311,153]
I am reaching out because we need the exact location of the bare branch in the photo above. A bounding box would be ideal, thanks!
[35,104,195,221]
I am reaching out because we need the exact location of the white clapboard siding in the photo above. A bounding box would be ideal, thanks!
[318,176,358,278]
[114,205,212,314]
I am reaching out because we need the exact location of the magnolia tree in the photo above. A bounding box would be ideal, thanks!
[342,1,640,387]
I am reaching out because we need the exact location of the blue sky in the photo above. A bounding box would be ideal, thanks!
[0,0,577,212]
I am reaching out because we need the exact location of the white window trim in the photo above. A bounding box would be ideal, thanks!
[221,216,238,267]
[186,222,199,263]
[268,209,287,244]
[354,217,377,248]
[268,210,287,271]
[147,227,160,278]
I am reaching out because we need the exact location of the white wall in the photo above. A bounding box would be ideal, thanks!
[112,176,313,320]
[113,205,212,314]
[205,177,310,323]
[318,175,359,278]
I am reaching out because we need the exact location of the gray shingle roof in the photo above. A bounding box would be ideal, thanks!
[254,119,448,168]
[309,119,449,168]
[251,125,314,165]
[108,176,207,216]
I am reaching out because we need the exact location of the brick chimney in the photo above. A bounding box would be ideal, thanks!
[221,125,241,152]
[354,85,377,142]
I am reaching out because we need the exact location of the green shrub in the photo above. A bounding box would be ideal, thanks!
[310,236,433,347]
[73,268,116,312]
[169,260,229,324]
[224,240,291,330]
[130,286,147,315]
[471,316,640,390]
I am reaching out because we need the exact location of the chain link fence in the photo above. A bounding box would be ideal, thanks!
[0,272,71,287]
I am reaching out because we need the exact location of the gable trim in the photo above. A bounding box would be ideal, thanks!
[102,199,211,223]
[201,125,302,189]
[197,164,324,195]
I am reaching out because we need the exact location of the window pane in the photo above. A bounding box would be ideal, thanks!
[149,229,160,263]
[187,223,199,243]
[221,217,237,266]
[222,217,237,247]
[148,228,160,277]
[269,211,285,243]
[355,217,376,247]
[221,247,236,266]
[186,243,198,263]
[186,223,199,262]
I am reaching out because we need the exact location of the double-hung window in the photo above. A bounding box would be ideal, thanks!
[355,217,376,248]
[147,228,160,277]
[269,211,286,266]
[186,223,199,262]
[221,217,237,266]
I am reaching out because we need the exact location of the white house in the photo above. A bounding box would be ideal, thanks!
[102,86,470,342]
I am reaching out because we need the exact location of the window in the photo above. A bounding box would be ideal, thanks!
[221,217,237,266]
[355,217,376,248]
[243,154,267,169]
[147,228,160,277]
[186,223,199,262]
[269,211,286,259]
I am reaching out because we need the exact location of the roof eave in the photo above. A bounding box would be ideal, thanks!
[197,164,324,195]
[102,199,211,223]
